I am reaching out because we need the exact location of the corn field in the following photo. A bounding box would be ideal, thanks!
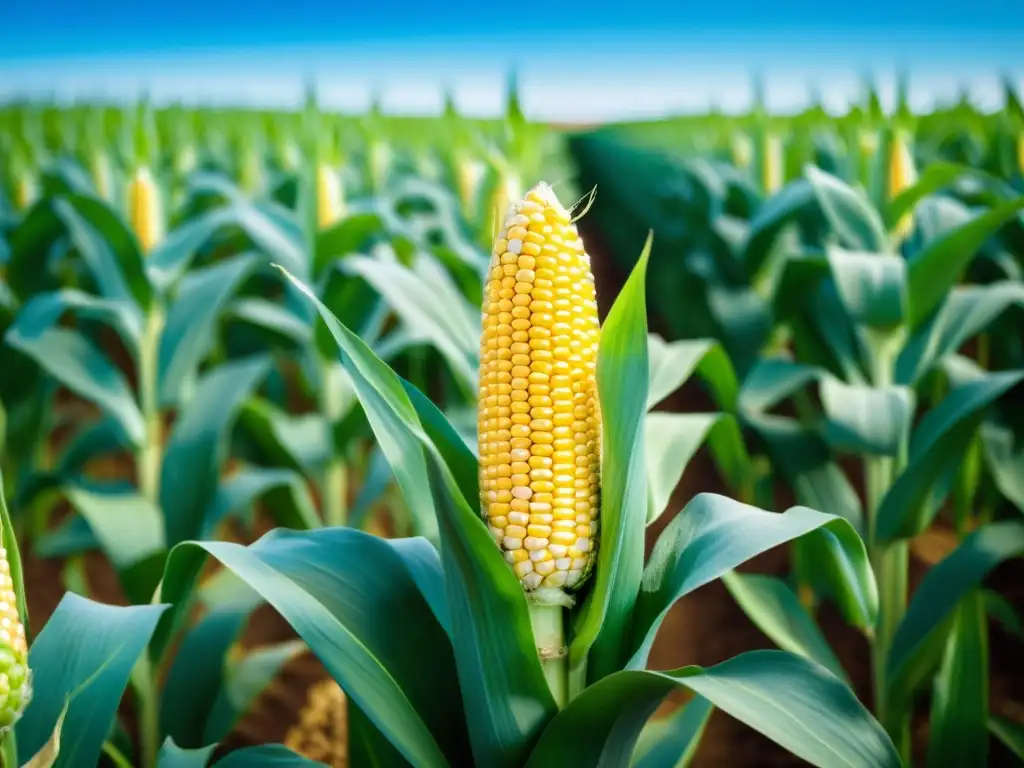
[0,75,1022,768]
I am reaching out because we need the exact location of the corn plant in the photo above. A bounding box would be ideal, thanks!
[569,109,1024,763]
[133,184,903,768]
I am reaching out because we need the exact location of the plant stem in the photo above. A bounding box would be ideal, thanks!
[528,597,567,708]
[864,331,909,758]
[135,306,164,768]
[132,651,160,768]
[320,361,348,527]
[138,306,165,506]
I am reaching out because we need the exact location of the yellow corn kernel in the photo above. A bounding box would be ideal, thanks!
[478,183,601,593]
[127,166,164,254]
[317,164,346,230]
[0,546,30,732]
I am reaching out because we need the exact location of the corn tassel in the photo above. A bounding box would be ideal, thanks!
[0,546,30,732]
[316,165,346,229]
[127,166,164,254]
[889,129,918,241]
[477,183,601,593]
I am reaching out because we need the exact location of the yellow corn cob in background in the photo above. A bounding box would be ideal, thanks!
[477,183,601,592]
[889,128,918,240]
[1017,131,1024,176]
[90,151,113,202]
[455,152,486,221]
[284,679,347,767]
[127,166,164,254]
[0,545,30,732]
[316,164,346,230]
[13,172,37,212]
[731,132,753,170]
[762,132,784,195]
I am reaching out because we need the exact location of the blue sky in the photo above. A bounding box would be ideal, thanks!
[1,0,1022,121]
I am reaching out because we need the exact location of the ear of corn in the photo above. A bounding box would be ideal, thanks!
[1017,131,1024,175]
[762,133,784,194]
[477,182,601,593]
[127,166,164,254]
[316,164,346,229]
[888,128,918,239]
[0,545,30,732]
[283,679,348,767]
[14,172,37,212]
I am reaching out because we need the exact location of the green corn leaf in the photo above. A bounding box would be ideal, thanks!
[526,650,899,768]
[204,467,320,538]
[906,195,1024,328]
[11,289,142,356]
[346,254,479,392]
[156,739,216,768]
[805,166,889,253]
[277,266,556,767]
[161,355,271,546]
[30,481,164,604]
[876,370,1024,543]
[16,594,168,768]
[314,210,390,278]
[927,591,989,767]
[989,716,1024,761]
[897,282,1024,385]
[645,412,745,526]
[160,601,258,749]
[4,319,144,447]
[401,377,478,509]
[825,246,907,329]
[572,235,650,682]
[743,179,815,280]
[630,695,713,768]
[52,195,152,310]
[745,417,864,532]
[236,399,331,474]
[212,744,325,766]
[885,162,974,229]
[979,419,1024,516]
[818,377,914,457]
[4,201,65,302]
[158,529,468,768]
[646,336,739,412]
[158,253,260,406]
[202,641,305,746]
[887,521,1024,707]
[629,494,876,670]
[146,207,237,291]
[722,572,848,682]
[277,269,438,542]
[224,298,312,348]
